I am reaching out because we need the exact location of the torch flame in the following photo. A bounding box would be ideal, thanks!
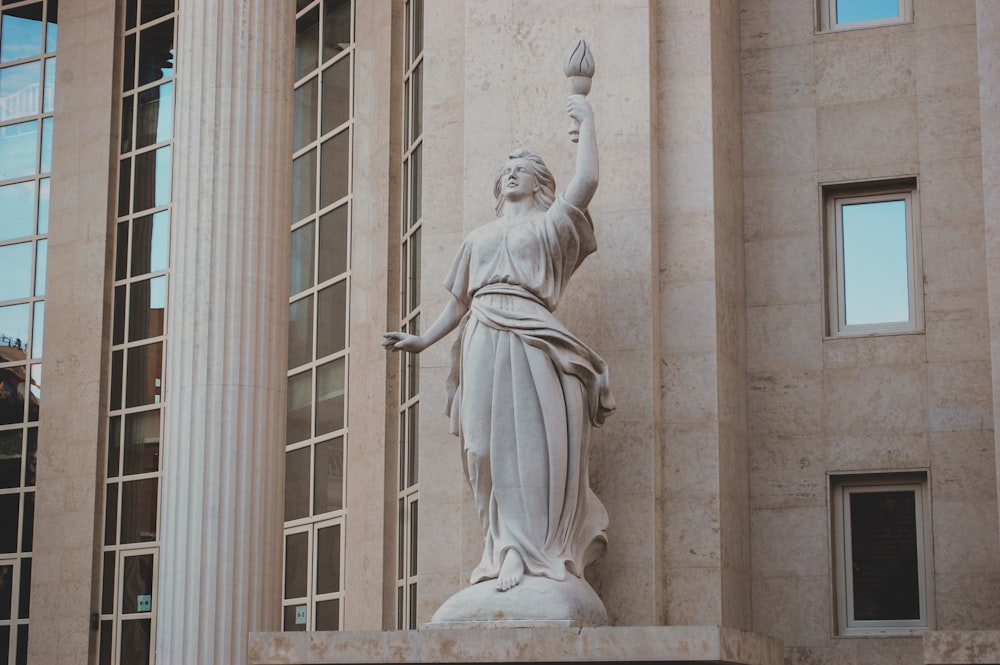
[563,39,595,79]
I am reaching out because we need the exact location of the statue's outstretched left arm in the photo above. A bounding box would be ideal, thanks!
[563,95,599,211]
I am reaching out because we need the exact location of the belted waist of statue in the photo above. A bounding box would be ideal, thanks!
[470,282,548,309]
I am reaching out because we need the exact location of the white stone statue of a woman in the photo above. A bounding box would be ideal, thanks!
[383,88,613,624]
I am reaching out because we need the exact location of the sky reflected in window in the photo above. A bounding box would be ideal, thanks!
[842,199,909,326]
[836,0,900,24]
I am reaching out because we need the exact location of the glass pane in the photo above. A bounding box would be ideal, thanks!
[99,621,113,665]
[125,341,163,407]
[39,115,51,172]
[295,7,319,80]
[0,119,38,180]
[126,0,137,30]
[842,200,909,326]
[19,490,31,551]
[315,599,339,631]
[284,531,308,598]
[849,489,919,621]
[407,406,419,488]
[409,143,421,225]
[118,157,131,216]
[138,18,174,85]
[294,76,318,151]
[292,148,316,222]
[119,619,152,665]
[131,211,169,276]
[315,523,341,594]
[26,364,37,421]
[413,0,423,55]
[836,0,900,24]
[0,493,17,552]
[290,221,315,295]
[0,242,34,301]
[101,551,115,614]
[319,130,349,208]
[315,280,346,358]
[283,604,307,631]
[29,301,42,359]
[36,177,48,234]
[136,81,173,149]
[0,6,43,63]
[123,32,136,92]
[286,370,312,444]
[313,436,343,514]
[288,295,313,370]
[141,0,173,24]
[120,477,158,543]
[0,60,40,121]
[317,204,348,282]
[132,145,171,212]
[0,564,10,619]
[120,553,153,613]
[42,55,54,111]
[0,181,34,243]
[284,446,310,521]
[408,582,417,629]
[321,56,349,134]
[403,77,410,147]
[104,482,118,545]
[406,316,419,397]
[107,415,121,477]
[120,94,134,152]
[322,0,351,62]
[113,284,126,345]
[411,60,422,140]
[23,427,34,486]
[408,230,420,310]
[44,0,57,52]
[123,410,160,475]
[315,358,344,435]
[0,428,20,487]
[410,501,418,576]
[128,275,166,341]
[16,557,27,618]
[33,238,45,296]
[116,220,129,278]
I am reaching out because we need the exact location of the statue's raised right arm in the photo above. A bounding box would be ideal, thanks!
[562,95,599,211]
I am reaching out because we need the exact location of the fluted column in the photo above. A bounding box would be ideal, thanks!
[157,2,293,664]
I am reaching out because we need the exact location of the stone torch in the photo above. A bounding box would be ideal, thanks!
[564,38,595,143]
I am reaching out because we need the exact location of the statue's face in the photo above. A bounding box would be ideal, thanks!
[500,158,538,201]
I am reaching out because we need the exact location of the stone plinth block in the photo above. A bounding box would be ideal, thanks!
[249,625,783,664]
[426,576,608,627]
[924,631,1000,664]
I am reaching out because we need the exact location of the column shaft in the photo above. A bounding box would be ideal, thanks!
[157,2,293,663]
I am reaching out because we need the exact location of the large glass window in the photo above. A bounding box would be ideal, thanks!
[284,0,352,632]
[0,1,55,662]
[831,473,933,635]
[824,181,922,337]
[99,1,174,663]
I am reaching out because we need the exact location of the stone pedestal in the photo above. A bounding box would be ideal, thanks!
[156,2,294,664]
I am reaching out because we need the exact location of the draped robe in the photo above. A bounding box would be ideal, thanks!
[444,196,615,584]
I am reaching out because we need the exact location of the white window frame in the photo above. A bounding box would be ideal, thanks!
[818,0,911,32]
[823,180,922,338]
[830,472,934,636]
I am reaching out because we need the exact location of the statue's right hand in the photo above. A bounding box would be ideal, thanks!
[381,331,426,353]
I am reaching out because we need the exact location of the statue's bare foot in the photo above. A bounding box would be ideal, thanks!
[496,550,525,592]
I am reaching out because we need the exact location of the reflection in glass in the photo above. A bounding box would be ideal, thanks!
[126,0,137,31]
[319,130,349,209]
[119,619,152,664]
[316,280,346,358]
[323,0,351,62]
[295,7,319,80]
[0,428,20,488]
[283,605,307,631]
[0,180,35,241]
[0,243,32,301]
[286,370,312,444]
[110,349,123,410]
[99,620,113,665]
[44,0,56,52]
[849,490,919,620]
[101,551,115,614]
[294,76,318,151]
[128,275,166,341]
[39,113,51,172]
[321,56,349,134]
[36,177,48,233]
[315,599,339,631]
[24,426,35,486]
[138,19,174,86]
[411,61,422,140]
[288,295,313,370]
[30,301,42,359]
[113,285,126,345]
[409,143,421,225]
[33,238,46,296]
[104,483,118,545]
[131,211,169,276]
[318,204,348,282]
[315,358,344,435]
[125,341,163,407]
[836,0,900,24]
[107,415,121,477]
[0,119,38,180]
[407,407,418,487]
[123,410,160,476]
[120,554,153,613]
[284,446,310,521]
[132,146,171,212]
[0,7,43,63]
[20,492,31,552]
[0,493,16,552]
[120,477,158,543]
[284,531,308,598]
[42,54,53,111]
[123,33,135,92]
[313,437,343,514]
[0,60,40,121]
[842,200,909,326]
[118,157,132,216]
[141,0,173,25]
[136,81,172,149]
[292,148,316,222]
[0,564,11,617]
[408,229,420,311]
[290,221,315,295]
[315,524,341,594]
[120,94,134,152]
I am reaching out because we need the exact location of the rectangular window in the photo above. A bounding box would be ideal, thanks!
[823,180,922,337]
[819,0,910,31]
[831,473,933,635]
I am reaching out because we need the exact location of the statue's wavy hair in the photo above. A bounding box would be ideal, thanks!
[493,149,556,217]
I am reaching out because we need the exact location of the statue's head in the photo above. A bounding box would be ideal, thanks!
[493,149,555,217]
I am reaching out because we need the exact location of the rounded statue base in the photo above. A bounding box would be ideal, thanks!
[425,574,608,628]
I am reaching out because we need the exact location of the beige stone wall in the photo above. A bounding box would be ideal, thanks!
[741,0,1000,662]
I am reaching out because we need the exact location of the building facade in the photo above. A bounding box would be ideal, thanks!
[3,0,1000,663]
